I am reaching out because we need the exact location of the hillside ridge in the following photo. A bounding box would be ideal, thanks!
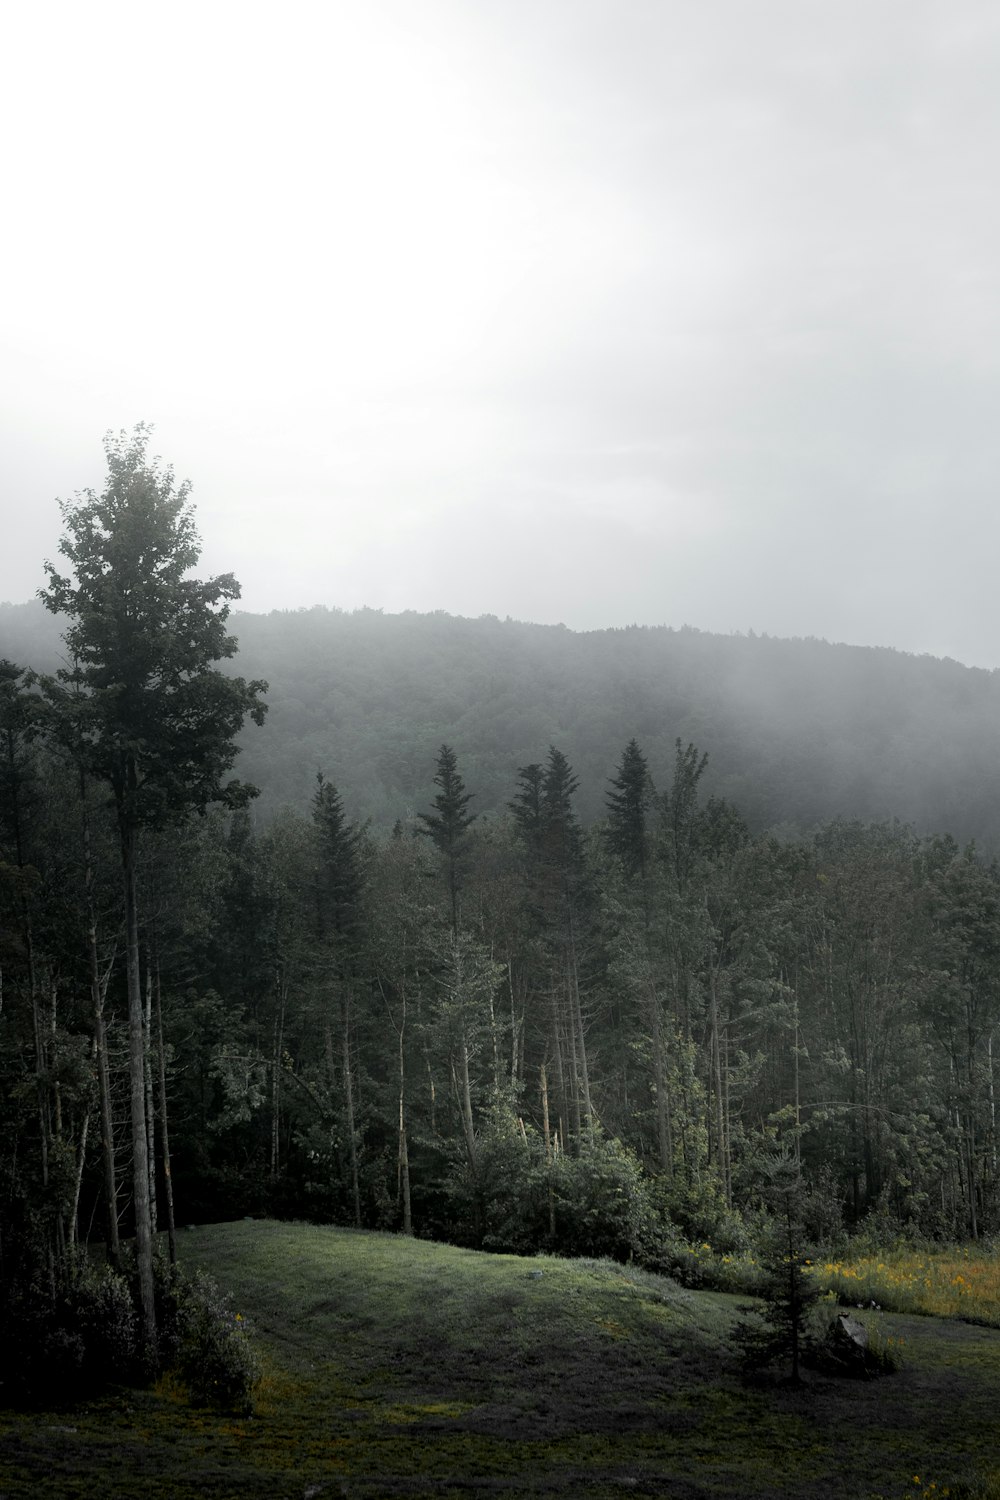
[3,597,999,846]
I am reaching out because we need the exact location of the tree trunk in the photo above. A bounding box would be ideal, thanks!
[541,1061,556,1238]
[708,954,727,1202]
[270,978,286,1180]
[342,991,361,1228]
[568,916,593,1142]
[70,1107,91,1248]
[154,959,177,1268]
[565,966,583,1147]
[398,998,412,1234]
[143,963,158,1235]
[460,1037,477,1169]
[648,981,672,1176]
[121,812,156,1360]
[82,772,120,1266]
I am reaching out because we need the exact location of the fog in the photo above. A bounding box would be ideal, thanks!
[3,1,999,667]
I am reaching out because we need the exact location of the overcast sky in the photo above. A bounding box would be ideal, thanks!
[3,1,999,667]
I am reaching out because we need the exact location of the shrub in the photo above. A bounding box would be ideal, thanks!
[549,1135,669,1265]
[443,1106,550,1253]
[73,1261,141,1385]
[655,1175,749,1255]
[175,1269,260,1415]
[0,1256,140,1405]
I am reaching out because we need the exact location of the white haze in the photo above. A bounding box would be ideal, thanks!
[2,1,999,667]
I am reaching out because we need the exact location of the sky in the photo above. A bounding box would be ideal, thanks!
[3,1,1000,668]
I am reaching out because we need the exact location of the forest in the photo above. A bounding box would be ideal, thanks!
[6,579,1000,851]
[4,429,1000,1404]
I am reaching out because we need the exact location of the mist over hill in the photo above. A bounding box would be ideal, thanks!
[4,598,1000,847]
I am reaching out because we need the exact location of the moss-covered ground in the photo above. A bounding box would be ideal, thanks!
[3,1221,1000,1498]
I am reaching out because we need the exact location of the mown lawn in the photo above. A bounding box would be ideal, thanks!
[3,1221,1000,1499]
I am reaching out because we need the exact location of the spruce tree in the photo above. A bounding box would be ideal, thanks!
[38,424,267,1360]
[606,738,654,881]
[418,744,476,933]
[312,771,364,944]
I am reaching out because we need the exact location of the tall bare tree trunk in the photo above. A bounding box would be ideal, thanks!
[70,1108,91,1248]
[154,959,177,1267]
[122,814,156,1359]
[270,977,286,1180]
[568,918,593,1142]
[460,1038,477,1169]
[649,982,672,1176]
[143,964,158,1235]
[708,958,727,1202]
[565,968,583,1147]
[342,991,362,1228]
[82,772,120,1265]
[541,1061,556,1238]
[397,994,412,1234]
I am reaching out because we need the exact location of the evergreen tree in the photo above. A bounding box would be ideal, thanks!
[509,762,545,856]
[37,424,267,1360]
[542,747,582,870]
[310,772,366,1224]
[418,744,476,933]
[312,771,364,944]
[731,1152,822,1385]
[606,738,654,882]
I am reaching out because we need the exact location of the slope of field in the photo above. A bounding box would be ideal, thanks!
[3,1222,1000,1498]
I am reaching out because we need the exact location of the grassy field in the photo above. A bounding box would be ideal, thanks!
[808,1248,1000,1325]
[3,1222,1000,1499]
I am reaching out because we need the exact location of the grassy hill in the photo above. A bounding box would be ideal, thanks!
[3,1222,1000,1498]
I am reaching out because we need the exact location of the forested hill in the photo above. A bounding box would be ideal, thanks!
[4,598,1000,846]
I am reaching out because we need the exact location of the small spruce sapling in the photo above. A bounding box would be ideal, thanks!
[731,1151,821,1385]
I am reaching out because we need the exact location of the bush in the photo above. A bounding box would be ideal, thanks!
[174,1269,260,1415]
[656,1175,749,1255]
[0,1256,140,1405]
[443,1116,676,1267]
[73,1261,142,1385]
[465,1108,552,1254]
[549,1135,670,1266]
[0,1251,259,1414]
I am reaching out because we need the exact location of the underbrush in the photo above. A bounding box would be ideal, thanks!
[0,1252,259,1414]
[804,1249,1000,1324]
[665,1239,1000,1328]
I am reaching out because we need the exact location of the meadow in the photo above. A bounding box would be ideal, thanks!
[3,1222,1000,1499]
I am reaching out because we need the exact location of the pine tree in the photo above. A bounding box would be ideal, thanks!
[418,744,476,933]
[38,424,267,1360]
[541,746,582,884]
[509,762,545,856]
[606,738,654,882]
[312,772,364,944]
[311,772,365,1225]
[731,1152,821,1385]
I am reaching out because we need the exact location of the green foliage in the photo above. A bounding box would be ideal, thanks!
[443,1116,674,1266]
[549,1135,668,1265]
[38,424,268,826]
[172,1269,261,1416]
[0,1248,259,1414]
[656,1175,750,1256]
[605,737,654,878]
[0,1257,142,1405]
[445,1105,550,1253]
[730,1154,822,1384]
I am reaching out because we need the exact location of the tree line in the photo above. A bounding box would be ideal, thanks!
[4,429,1000,1376]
